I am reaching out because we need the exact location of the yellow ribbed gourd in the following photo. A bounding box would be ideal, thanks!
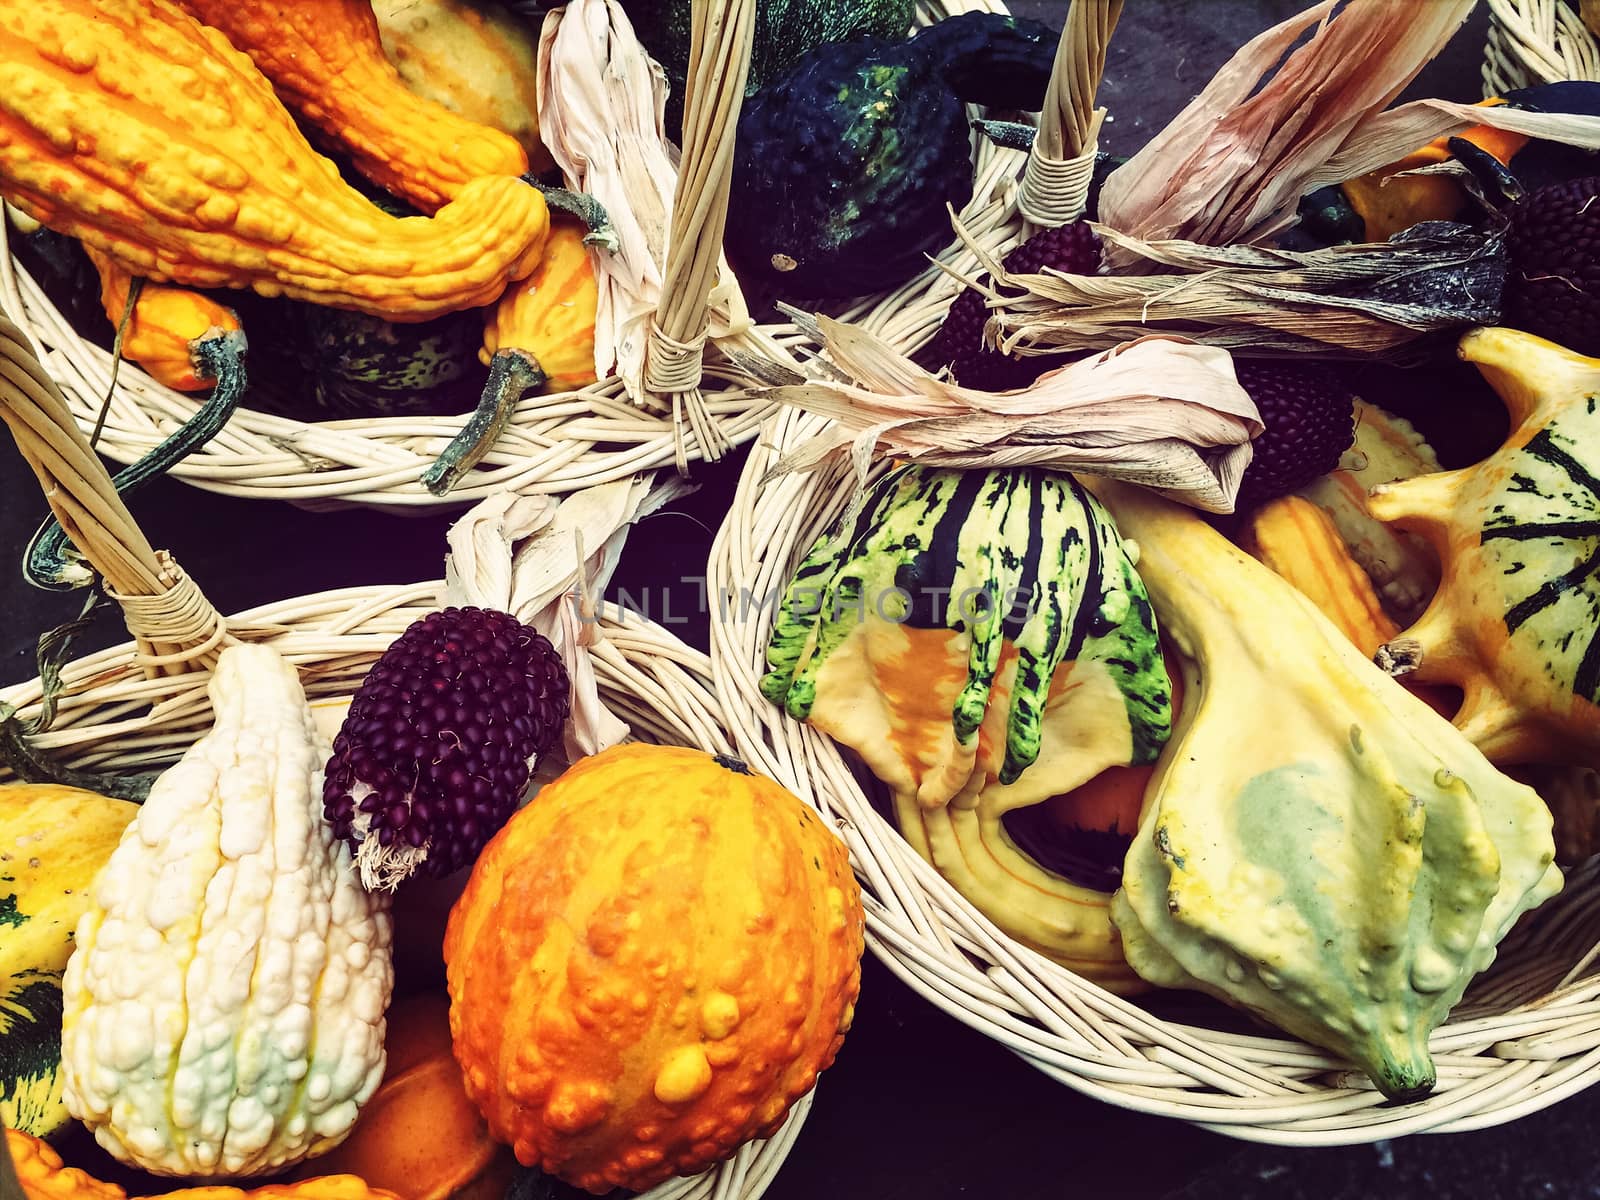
[1095,479,1562,1101]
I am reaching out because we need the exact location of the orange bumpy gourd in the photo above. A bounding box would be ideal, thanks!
[174,0,528,213]
[285,994,515,1200]
[481,216,600,393]
[87,247,242,391]
[3,1130,400,1200]
[444,744,864,1196]
[0,0,548,321]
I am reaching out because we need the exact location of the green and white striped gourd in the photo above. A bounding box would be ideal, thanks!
[761,465,1173,988]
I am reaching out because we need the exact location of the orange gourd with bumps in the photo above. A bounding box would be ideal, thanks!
[443,745,864,1195]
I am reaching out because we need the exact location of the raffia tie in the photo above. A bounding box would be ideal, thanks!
[645,323,708,394]
[1020,138,1101,229]
[107,552,231,669]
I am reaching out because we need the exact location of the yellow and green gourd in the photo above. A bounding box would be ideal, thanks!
[1094,477,1562,1100]
[761,465,1173,988]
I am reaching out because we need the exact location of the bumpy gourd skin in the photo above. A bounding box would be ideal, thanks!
[1371,327,1600,764]
[1097,479,1562,1101]
[444,745,863,1196]
[175,0,528,213]
[761,465,1171,985]
[0,1,549,321]
[60,644,394,1178]
[6,1129,403,1200]
[86,246,242,391]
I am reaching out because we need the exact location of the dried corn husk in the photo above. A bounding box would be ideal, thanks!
[750,316,1262,514]
[534,0,753,401]
[981,217,1505,358]
[441,475,690,757]
[1100,0,1476,252]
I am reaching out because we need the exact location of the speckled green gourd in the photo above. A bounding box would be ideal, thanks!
[1095,478,1562,1101]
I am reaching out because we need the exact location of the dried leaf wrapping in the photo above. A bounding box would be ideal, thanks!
[441,475,691,757]
[981,218,1506,358]
[535,0,752,401]
[1099,0,1476,252]
[759,317,1262,513]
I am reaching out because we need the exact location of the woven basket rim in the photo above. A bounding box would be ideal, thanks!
[0,582,815,1199]
[707,396,1600,1143]
[0,0,1009,512]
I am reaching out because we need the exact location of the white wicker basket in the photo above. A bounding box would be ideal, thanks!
[708,403,1600,1144]
[1484,0,1600,94]
[0,0,1015,512]
[0,314,816,1197]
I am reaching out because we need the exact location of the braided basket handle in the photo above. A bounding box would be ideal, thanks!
[643,0,757,472]
[1021,0,1123,230]
[0,315,227,676]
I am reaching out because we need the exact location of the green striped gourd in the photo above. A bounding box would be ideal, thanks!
[1095,478,1561,1100]
[1370,326,1600,765]
[761,465,1173,988]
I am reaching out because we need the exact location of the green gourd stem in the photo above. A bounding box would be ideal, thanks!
[527,181,619,252]
[421,348,546,496]
[24,327,249,591]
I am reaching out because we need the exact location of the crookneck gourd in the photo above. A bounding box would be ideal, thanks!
[60,644,394,1177]
[1094,478,1561,1101]
[1370,327,1600,764]
[0,0,549,321]
[175,0,529,213]
[762,465,1173,988]
[425,216,600,494]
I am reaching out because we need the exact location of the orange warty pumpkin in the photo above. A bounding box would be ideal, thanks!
[443,744,865,1196]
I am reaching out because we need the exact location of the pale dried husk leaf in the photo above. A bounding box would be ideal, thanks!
[754,316,1262,514]
[535,0,753,402]
[441,475,691,757]
[982,217,1505,358]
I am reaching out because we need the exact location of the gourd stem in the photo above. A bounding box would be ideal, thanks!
[526,180,619,251]
[422,349,546,497]
[0,706,157,801]
[24,327,249,590]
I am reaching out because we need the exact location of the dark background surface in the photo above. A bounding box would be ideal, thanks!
[8,2,1600,1197]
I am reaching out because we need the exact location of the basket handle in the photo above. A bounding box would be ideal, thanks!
[0,314,228,676]
[643,0,758,473]
[1020,0,1123,230]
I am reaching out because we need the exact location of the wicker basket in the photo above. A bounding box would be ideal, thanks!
[705,2,1600,1141]
[1483,0,1600,94]
[0,0,1016,512]
[0,314,814,1196]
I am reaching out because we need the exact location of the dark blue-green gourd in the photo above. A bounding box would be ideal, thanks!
[725,13,1061,301]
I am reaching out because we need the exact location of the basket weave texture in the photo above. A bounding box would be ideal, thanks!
[1483,0,1600,94]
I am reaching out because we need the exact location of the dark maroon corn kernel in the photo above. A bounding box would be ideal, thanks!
[1233,360,1357,509]
[1505,176,1600,355]
[322,605,571,891]
[921,221,1102,391]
